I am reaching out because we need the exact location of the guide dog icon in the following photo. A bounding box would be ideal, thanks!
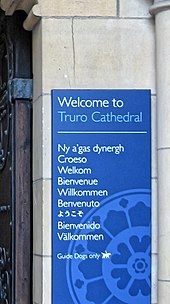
[101,250,112,259]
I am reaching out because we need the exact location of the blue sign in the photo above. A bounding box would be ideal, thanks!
[52,90,151,304]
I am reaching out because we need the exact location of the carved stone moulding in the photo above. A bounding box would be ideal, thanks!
[150,0,170,15]
[0,0,40,30]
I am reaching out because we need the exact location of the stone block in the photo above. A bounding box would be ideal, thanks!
[33,96,43,181]
[33,180,51,256]
[33,181,43,255]
[73,19,155,91]
[152,178,158,254]
[33,255,42,304]
[34,18,155,94]
[151,96,157,178]
[158,281,170,304]
[42,180,52,256]
[152,253,158,304]
[33,20,42,101]
[158,149,170,280]
[33,95,51,181]
[42,95,52,179]
[41,18,75,93]
[33,255,51,304]
[119,0,152,17]
[34,0,117,17]
[156,11,170,149]
[42,257,52,304]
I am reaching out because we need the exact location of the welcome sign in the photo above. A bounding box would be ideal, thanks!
[52,90,151,304]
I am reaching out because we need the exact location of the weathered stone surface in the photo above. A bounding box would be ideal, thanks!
[158,281,170,304]
[33,255,51,304]
[33,180,51,256]
[155,10,170,148]
[150,0,170,15]
[33,0,117,17]
[31,3,157,304]
[35,18,155,93]
[158,149,170,280]
[152,253,158,304]
[33,255,42,304]
[152,96,157,178]
[33,95,51,181]
[73,18,155,91]
[41,19,74,93]
[120,0,152,17]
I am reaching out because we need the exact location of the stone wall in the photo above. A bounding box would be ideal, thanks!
[32,1,157,303]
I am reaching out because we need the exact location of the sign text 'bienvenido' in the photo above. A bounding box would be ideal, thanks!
[52,90,151,304]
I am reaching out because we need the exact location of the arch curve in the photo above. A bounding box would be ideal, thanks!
[0,0,40,30]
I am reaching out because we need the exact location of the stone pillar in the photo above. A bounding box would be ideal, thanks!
[150,1,170,303]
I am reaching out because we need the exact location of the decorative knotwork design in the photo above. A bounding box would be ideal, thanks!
[0,247,10,303]
[0,35,11,171]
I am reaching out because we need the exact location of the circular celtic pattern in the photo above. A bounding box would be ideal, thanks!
[66,189,151,304]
